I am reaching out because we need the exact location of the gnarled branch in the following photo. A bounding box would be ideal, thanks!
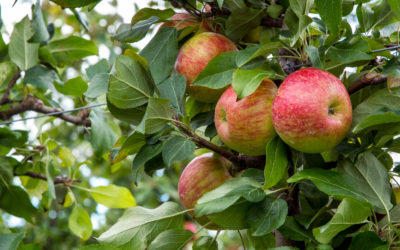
[16,171,81,185]
[347,72,388,95]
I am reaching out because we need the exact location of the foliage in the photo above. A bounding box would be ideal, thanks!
[1,0,400,249]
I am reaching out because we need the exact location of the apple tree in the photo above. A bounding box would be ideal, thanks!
[1,0,400,249]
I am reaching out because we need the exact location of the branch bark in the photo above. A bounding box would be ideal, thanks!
[16,171,81,185]
[347,72,388,95]
[0,95,91,126]
[0,70,21,105]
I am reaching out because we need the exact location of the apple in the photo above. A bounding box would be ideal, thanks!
[271,68,352,153]
[178,152,232,228]
[159,13,211,32]
[214,79,278,156]
[174,32,237,103]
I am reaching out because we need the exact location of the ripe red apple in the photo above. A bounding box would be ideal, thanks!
[159,13,211,32]
[174,32,237,103]
[214,79,278,156]
[178,152,232,228]
[271,68,352,153]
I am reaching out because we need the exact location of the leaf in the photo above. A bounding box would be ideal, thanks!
[0,185,37,223]
[315,0,342,36]
[338,153,393,213]
[147,229,193,250]
[85,73,109,98]
[89,109,119,156]
[131,8,175,26]
[30,0,50,43]
[0,61,18,89]
[45,159,56,199]
[195,177,263,217]
[50,0,100,8]
[349,231,389,250]
[208,202,251,229]
[79,244,119,250]
[235,43,281,67]
[264,137,288,189]
[68,205,92,241]
[289,0,314,18]
[107,55,153,109]
[9,16,39,70]
[107,100,145,125]
[137,97,173,134]
[305,45,324,69]
[47,36,98,66]
[0,232,25,250]
[24,65,58,89]
[247,196,288,236]
[313,198,371,244]
[54,76,88,97]
[162,136,195,166]
[278,216,315,242]
[86,59,109,79]
[113,17,159,43]
[326,47,374,64]
[157,72,186,116]
[98,202,184,250]
[0,157,14,186]
[287,169,367,203]
[140,27,178,84]
[132,142,164,183]
[192,51,238,89]
[90,184,136,208]
[232,66,275,99]
[388,0,400,18]
[110,131,146,164]
[193,236,218,250]
[353,108,400,134]
[225,8,264,41]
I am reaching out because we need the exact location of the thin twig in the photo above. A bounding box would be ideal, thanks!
[16,171,81,185]
[347,72,388,95]
[0,70,21,105]
[371,45,400,53]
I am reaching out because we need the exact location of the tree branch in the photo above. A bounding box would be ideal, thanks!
[16,171,81,185]
[0,70,21,105]
[347,72,388,95]
[0,95,91,126]
[173,121,265,175]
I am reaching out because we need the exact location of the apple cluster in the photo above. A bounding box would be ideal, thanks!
[172,20,352,228]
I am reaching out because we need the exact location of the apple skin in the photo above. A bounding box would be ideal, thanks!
[175,32,237,103]
[159,13,211,32]
[214,79,278,156]
[271,68,352,153]
[178,152,232,229]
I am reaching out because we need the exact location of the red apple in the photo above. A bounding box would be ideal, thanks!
[271,68,352,153]
[174,32,237,103]
[178,152,232,228]
[214,79,278,156]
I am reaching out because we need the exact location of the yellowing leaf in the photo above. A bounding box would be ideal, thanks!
[90,184,136,208]
[68,205,92,241]
[59,146,75,168]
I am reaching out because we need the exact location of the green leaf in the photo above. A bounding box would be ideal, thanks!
[287,169,367,203]
[98,202,184,250]
[86,59,109,79]
[137,97,173,134]
[289,0,314,18]
[157,72,186,116]
[232,66,275,99]
[278,216,315,242]
[349,231,389,250]
[50,0,99,8]
[305,45,324,69]
[225,8,264,41]
[130,8,175,26]
[353,108,400,133]
[0,156,14,186]
[45,159,56,199]
[9,16,39,70]
[107,55,153,109]
[113,17,159,43]
[110,131,146,164]
[338,153,393,213]
[79,244,119,250]
[0,61,18,89]
[24,65,58,89]
[247,196,288,236]
[388,0,400,18]
[0,185,37,223]
[195,177,263,217]
[132,142,164,183]
[326,47,374,65]
[89,109,119,156]
[147,229,193,250]
[85,73,109,98]
[313,198,371,244]
[68,205,92,241]
[0,232,25,250]
[140,27,178,84]
[192,236,218,250]
[224,0,246,11]
[192,51,238,89]
[30,0,50,43]
[47,36,98,66]
[90,184,136,208]
[162,136,195,166]
[315,0,342,36]
[208,202,251,229]
[235,43,281,67]
[264,137,288,189]
[107,100,145,125]
[54,76,88,97]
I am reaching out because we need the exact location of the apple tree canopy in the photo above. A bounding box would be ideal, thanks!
[1,0,400,249]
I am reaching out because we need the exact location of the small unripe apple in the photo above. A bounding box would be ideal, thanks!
[178,152,232,228]
[175,32,237,103]
[214,79,278,156]
[271,68,352,153]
